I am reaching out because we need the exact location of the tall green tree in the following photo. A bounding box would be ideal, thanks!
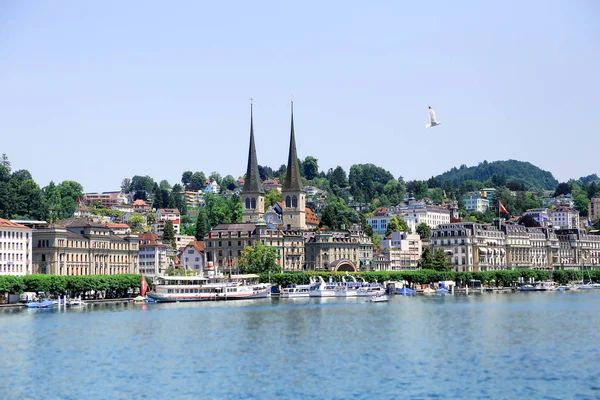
[159,180,171,190]
[195,208,209,240]
[303,156,319,180]
[265,189,282,208]
[162,220,176,248]
[239,243,279,274]
[416,223,432,240]
[181,171,193,188]
[330,166,348,188]
[130,175,155,193]
[220,175,236,191]
[121,178,131,193]
[320,199,360,230]
[188,171,206,191]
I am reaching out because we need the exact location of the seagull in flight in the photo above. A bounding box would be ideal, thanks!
[426,106,441,128]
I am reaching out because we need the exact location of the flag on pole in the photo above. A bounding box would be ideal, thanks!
[499,201,509,214]
[77,197,83,206]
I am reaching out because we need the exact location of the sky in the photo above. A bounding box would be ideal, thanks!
[1,1,599,193]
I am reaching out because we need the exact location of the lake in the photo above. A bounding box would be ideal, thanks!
[1,291,599,399]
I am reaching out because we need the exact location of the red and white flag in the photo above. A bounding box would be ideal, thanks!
[499,201,509,214]
[141,274,148,297]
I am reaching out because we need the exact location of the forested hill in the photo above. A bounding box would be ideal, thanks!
[435,160,558,190]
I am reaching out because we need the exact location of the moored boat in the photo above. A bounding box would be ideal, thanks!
[366,293,388,303]
[26,299,57,309]
[147,273,270,302]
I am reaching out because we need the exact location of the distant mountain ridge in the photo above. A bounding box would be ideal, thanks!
[435,160,558,190]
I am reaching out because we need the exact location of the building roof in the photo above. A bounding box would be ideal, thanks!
[373,207,388,216]
[282,101,303,192]
[108,223,130,229]
[242,103,264,194]
[157,208,180,214]
[305,208,320,226]
[54,218,108,229]
[133,199,148,206]
[186,240,205,254]
[138,232,164,247]
[0,218,30,229]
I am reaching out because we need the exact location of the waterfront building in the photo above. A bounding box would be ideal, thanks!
[0,218,33,276]
[430,223,506,272]
[380,232,422,270]
[138,233,167,277]
[589,195,600,222]
[304,224,373,271]
[180,241,205,274]
[389,201,451,231]
[32,219,139,276]
[554,228,600,269]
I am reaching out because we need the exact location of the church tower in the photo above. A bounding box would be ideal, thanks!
[241,102,265,223]
[281,101,306,230]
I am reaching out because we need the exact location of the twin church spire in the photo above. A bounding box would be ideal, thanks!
[241,100,305,230]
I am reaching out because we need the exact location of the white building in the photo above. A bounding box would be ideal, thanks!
[551,207,580,229]
[523,208,552,227]
[462,192,489,213]
[153,208,181,237]
[380,232,422,270]
[204,179,220,194]
[180,241,205,274]
[138,233,167,277]
[388,201,450,231]
[175,234,196,249]
[1,219,33,276]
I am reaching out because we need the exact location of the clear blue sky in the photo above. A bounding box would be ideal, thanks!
[1,1,598,193]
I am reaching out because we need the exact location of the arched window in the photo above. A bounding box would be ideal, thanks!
[245,198,251,209]
[251,198,256,209]
[292,196,297,207]
[286,196,291,207]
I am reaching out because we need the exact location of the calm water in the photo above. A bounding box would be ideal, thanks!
[1,292,599,400]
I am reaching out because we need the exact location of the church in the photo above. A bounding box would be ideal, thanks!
[203,102,373,273]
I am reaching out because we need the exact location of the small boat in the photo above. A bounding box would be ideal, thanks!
[577,282,600,290]
[435,288,450,295]
[66,298,86,307]
[518,281,556,292]
[397,287,415,296]
[26,299,57,309]
[366,293,389,303]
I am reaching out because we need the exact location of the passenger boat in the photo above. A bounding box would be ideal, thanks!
[357,278,385,297]
[309,276,338,297]
[146,273,270,302]
[577,282,600,290]
[334,275,362,297]
[518,281,556,291]
[280,279,316,298]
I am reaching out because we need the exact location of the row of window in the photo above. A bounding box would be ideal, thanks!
[1,231,29,239]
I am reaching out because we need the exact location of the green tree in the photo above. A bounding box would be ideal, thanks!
[418,247,451,271]
[265,189,282,208]
[320,199,360,230]
[330,166,348,188]
[220,175,236,191]
[303,156,319,180]
[371,232,381,249]
[553,182,571,197]
[239,243,279,274]
[188,171,206,191]
[127,214,146,230]
[416,222,432,240]
[385,216,410,237]
[195,208,209,240]
[121,178,132,193]
[162,220,176,248]
[130,175,155,193]
[159,180,171,190]
[181,171,193,188]
[209,171,222,186]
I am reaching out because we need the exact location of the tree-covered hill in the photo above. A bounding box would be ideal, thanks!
[435,160,558,190]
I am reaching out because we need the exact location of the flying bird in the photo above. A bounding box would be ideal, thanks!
[426,106,441,128]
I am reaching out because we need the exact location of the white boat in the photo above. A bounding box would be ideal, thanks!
[356,277,385,297]
[280,279,316,298]
[334,274,362,297]
[309,276,338,297]
[518,281,556,292]
[66,298,86,307]
[577,282,600,290]
[366,293,388,303]
[147,273,270,302]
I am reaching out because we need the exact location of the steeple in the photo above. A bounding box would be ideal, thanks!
[283,101,303,191]
[242,102,263,194]
[241,100,265,223]
[281,100,306,231]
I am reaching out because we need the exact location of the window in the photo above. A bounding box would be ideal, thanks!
[286,196,291,207]
[251,198,256,209]
[292,196,297,207]
[245,198,250,209]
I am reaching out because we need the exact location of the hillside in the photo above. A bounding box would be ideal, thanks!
[435,160,558,190]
